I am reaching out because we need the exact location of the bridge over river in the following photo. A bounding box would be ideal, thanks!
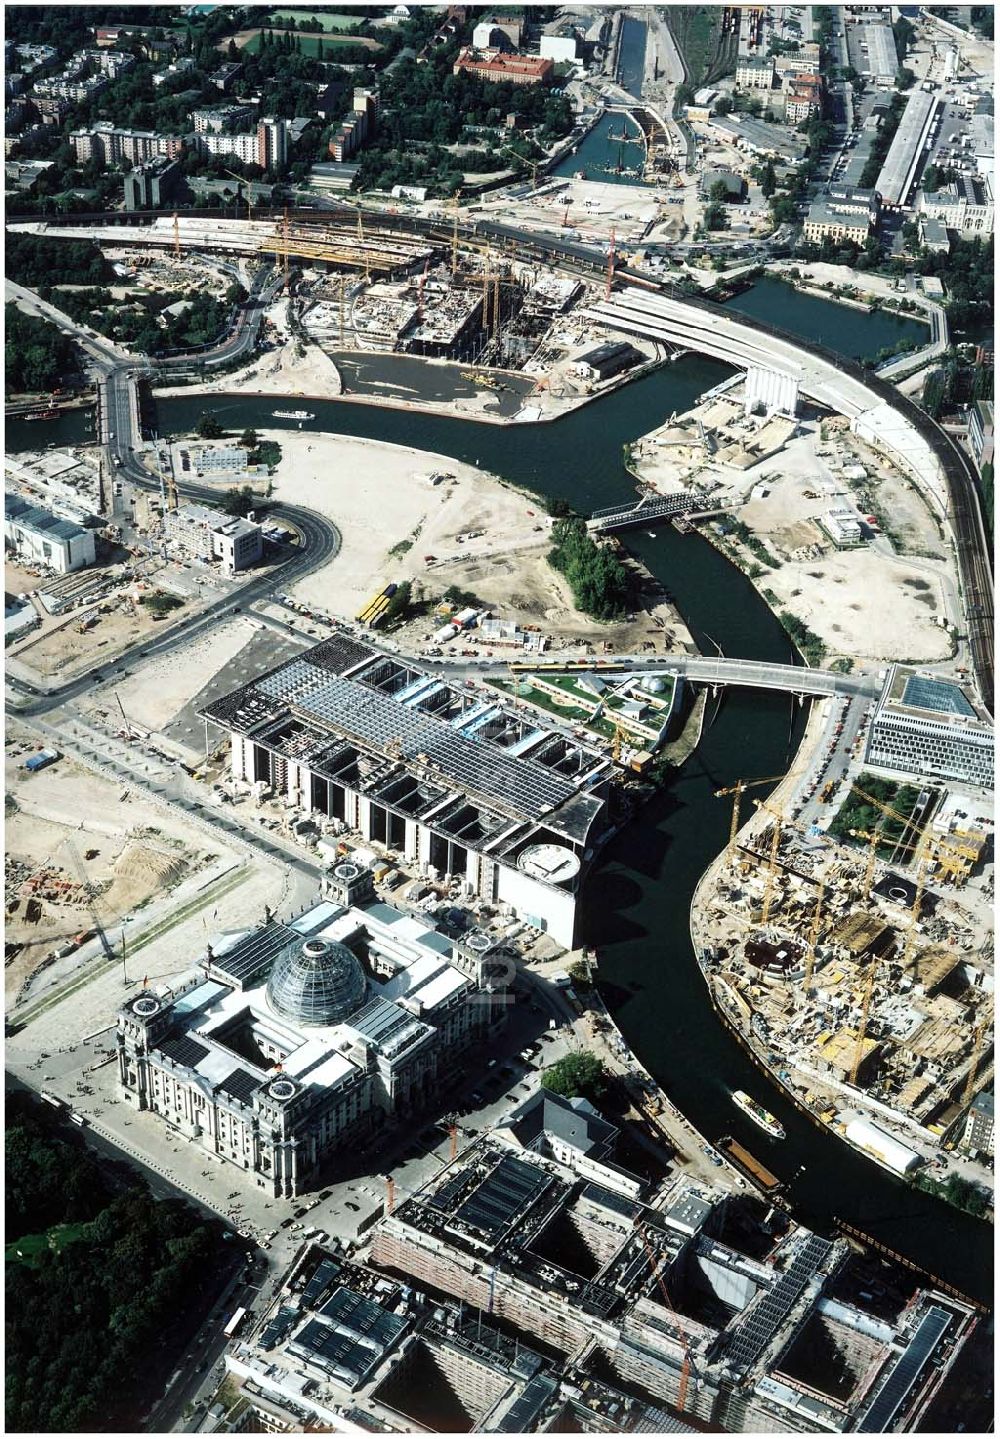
[428,654,882,700]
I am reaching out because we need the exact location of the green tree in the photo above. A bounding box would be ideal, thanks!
[240,427,259,450]
[220,484,255,516]
[895,65,916,90]
[195,414,223,439]
[760,159,777,198]
[542,1051,607,1103]
[548,519,630,621]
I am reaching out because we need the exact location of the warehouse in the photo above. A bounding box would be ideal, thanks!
[876,90,939,209]
[202,635,613,947]
[4,491,95,573]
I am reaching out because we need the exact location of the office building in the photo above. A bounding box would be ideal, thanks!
[70,123,183,166]
[372,1134,978,1430]
[192,103,256,133]
[201,637,612,948]
[164,502,263,575]
[960,1090,993,1156]
[5,493,95,574]
[123,156,181,211]
[968,398,994,469]
[863,665,994,790]
[115,871,511,1196]
[918,174,994,237]
[329,89,379,164]
[453,48,553,86]
[803,193,877,245]
[734,55,774,91]
[784,73,823,124]
[225,1250,695,1434]
[257,115,288,172]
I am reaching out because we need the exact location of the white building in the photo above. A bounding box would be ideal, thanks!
[115,866,511,1196]
[539,33,579,64]
[918,175,994,237]
[821,507,863,547]
[5,492,96,573]
[744,365,800,418]
[164,502,262,574]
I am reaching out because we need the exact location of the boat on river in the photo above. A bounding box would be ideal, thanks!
[733,1089,785,1139]
[271,408,314,421]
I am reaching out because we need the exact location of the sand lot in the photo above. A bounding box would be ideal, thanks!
[765,550,952,663]
[269,430,690,650]
[77,615,260,735]
[4,748,215,1003]
[270,430,547,615]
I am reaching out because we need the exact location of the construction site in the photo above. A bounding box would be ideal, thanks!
[692,764,994,1189]
[17,214,660,406]
[3,728,204,1007]
[365,1131,978,1433]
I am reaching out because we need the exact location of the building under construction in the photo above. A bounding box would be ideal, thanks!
[696,776,993,1152]
[370,1133,978,1432]
[201,635,613,948]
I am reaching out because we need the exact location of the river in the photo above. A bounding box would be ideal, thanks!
[7,303,990,1304]
[724,275,928,362]
[551,111,649,188]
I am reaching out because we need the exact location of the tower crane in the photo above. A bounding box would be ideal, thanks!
[634,1222,695,1413]
[450,186,462,278]
[802,879,826,993]
[714,774,786,860]
[751,797,786,927]
[501,144,544,189]
[222,169,254,223]
[962,1015,991,1106]
[64,835,115,965]
[849,957,881,1087]
[849,826,882,902]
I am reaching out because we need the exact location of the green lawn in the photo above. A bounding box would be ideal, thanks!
[241,29,379,56]
[268,9,363,30]
[6,1222,88,1267]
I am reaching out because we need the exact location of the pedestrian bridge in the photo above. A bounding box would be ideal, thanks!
[431,654,882,700]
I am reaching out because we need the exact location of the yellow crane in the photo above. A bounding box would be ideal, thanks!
[849,957,879,1087]
[802,879,826,993]
[749,797,786,928]
[962,1016,990,1106]
[222,168,254,223]
[849,826,882,902]
[501,144,544,189]
[714,774,786,860]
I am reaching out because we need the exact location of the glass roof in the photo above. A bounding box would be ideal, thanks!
[266,936,367,1027]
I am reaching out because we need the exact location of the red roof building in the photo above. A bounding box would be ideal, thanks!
[453,48,553,86]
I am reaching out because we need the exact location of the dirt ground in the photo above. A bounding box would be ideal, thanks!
[4,742,212,1004]
[764,550,952,663]
[268,430,693,651]
[7,586,175,681]
[155,300,343,400]
[76,615,260,735]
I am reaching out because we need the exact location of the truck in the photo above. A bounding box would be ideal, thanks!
[23,748,60,774]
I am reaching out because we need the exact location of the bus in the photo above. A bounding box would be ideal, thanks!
[223,1307,248,1339]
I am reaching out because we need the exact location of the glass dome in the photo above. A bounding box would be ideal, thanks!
[266,937,367,1027]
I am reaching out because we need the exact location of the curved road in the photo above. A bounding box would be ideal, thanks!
[7,278,341,716]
